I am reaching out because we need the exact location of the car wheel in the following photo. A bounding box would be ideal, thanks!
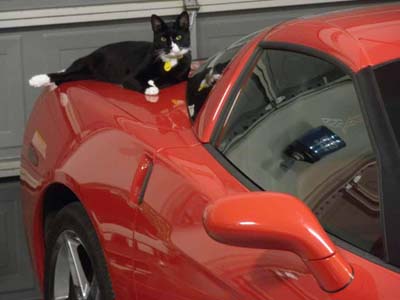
[44,202,114,300]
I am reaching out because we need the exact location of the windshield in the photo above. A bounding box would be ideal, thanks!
[374,60,400,145]
[186,30,263,119]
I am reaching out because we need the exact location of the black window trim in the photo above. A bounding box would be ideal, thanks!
[210,47,263,146]
[372,57,400,70]
[206,40,400,271]
[357,66,400,267]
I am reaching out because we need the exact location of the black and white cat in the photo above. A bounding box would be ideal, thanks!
[29,12,191,96]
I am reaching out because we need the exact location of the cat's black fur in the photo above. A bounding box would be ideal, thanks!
[34,12,191,93]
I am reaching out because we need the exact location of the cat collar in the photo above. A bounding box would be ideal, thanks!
[164,55,184,72]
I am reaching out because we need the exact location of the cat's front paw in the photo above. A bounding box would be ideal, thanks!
[145,80,159,96]
[145,86,159,95]
[29,74,51,88]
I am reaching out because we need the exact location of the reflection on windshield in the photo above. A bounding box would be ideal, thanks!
[186,30,263,119]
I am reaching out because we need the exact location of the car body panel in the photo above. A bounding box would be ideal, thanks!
[266,5,400,72]
[21,81,198,299]
[21,5,400,300]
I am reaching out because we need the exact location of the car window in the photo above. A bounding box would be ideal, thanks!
[186,30,262,119]
[216,49,384,259]
[374,60,400,145]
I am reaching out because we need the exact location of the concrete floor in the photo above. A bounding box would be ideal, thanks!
[0,177,41,300]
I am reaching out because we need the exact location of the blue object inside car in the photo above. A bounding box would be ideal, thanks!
[284,126,346,163]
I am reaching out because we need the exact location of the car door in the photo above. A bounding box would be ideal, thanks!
[207,43,400,299]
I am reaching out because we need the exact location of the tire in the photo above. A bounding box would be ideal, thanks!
[44,202,114,300]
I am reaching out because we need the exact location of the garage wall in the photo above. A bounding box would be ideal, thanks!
[0,179,40,300]
[0,0,139,11]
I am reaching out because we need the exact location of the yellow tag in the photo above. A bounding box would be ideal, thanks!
[198,79,209,92]
[198,82,207,92]
[164,61,172,72]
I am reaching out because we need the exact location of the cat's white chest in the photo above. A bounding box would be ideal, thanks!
[169,59,178,68]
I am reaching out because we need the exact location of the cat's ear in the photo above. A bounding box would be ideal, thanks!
[151,14,165,33]
[176,11,190,31]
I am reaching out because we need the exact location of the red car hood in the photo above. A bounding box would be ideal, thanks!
[55,80,198,151]
[58,80,192,131]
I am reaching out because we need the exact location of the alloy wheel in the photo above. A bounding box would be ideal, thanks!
[53,230,99,300]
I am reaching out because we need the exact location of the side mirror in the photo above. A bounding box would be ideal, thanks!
[203,192,353,293]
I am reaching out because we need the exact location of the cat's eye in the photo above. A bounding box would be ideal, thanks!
[160,36,167,42]
[175,35,182,41]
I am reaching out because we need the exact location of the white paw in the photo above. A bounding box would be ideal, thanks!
[29,74,51,88]
[212,73,222,81]
[145,86,159,96]
[145,80,159,95]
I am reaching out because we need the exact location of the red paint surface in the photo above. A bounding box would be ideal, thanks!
[266,4,400,71]
[21,5,400,300]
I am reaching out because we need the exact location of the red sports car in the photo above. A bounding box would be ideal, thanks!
[21,4,400,300]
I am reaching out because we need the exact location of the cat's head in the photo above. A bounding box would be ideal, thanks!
[151,12,191,60]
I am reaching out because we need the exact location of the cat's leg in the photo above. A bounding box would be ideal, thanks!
[122,77,146,93]
[30,71,94,87]
[29,56,94,87]
[123,76,159,95]
[47,71,95,85]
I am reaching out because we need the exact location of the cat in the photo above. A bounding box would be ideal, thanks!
[29,11,192,96]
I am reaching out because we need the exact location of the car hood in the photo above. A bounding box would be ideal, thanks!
[56,80,199,151]
[59,80,192,131]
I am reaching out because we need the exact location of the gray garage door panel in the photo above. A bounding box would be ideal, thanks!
[0,180,40,300]
[0,35,24,150]
[43,24,152,71]
[0,0,145,11]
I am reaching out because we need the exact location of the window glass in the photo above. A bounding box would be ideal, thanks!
[187,30,262,118]
[374,60,400,146]
[217,49,383,258]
